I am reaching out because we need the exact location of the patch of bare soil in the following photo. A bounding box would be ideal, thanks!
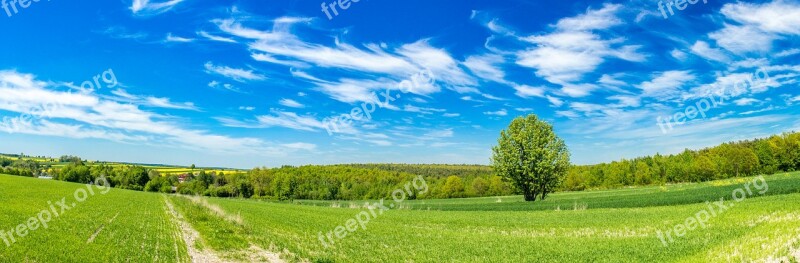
[164,197,287,263]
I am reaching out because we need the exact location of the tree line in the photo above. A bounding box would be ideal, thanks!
[1,131,798,200]
[562,132,800,190]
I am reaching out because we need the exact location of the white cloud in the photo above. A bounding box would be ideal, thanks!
[252,53,309,68]
[145,97,199,111]
[515,4,645,86]
[281,142,316,151]
[0,70,267,154]
[423,129,454,138]
[709,25,776,54]
[197,31,237,43]
[513,85,545,98]
[546,95,564,107]
[164,33,194,43]
[404,105,446,115]
[108,88,200,111]
[721,1,800,35]
[637,71,695,98]
[670,49,688,61]
[685,72,777,101]
[130,0,184,16]
[208,81,242,93]
[218,109,357,134]
[730,58,769,69]
[560,83,598,98]
[204,62,266,82]
[556,110,579,118]
[463,54,507,84]
[734,98,760,106]
[443,113,460,117]
[554,3,622,31]
[217,18,416,76]
[776,48,800,57]
[598,74,628,87]
[484,109,508,116]
[608,95,641,107]
[314,78,388,104]
[214,18,490,104]
[690,41,731,63]
[279,98,305,108]
[705,1,800,56]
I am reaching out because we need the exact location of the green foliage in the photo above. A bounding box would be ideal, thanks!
[144,176,173,193]
[442,176,465,198]
[492,114,571,201]
[2,131,798,201]
[58,155,83,164]
[562,132,800,191]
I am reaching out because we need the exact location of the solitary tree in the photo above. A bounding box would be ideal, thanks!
[491,114,570,201]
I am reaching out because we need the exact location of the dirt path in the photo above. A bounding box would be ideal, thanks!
[164,196,286,263]
[86,212,119,244]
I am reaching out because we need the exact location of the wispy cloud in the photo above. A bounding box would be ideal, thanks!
[279,98,305,108]
[515,4,645,88]
[0,70,275,154]
[164,33,194,43]
[483,109,508,116]
[197,31,237,43]
[204,62,266,82]
[131,0,185,16]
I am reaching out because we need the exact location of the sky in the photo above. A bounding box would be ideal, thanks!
[0,0,798,168]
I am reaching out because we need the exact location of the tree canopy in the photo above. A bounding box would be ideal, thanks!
[492,114,571,201]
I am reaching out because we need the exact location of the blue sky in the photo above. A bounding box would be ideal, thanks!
[0,0,798,168]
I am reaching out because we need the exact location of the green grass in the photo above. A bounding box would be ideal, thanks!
[2,172,800,262]
[195,172,800,262]
[291,172,800,211]
[0,175,189,262]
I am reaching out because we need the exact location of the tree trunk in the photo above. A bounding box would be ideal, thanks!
[540,185,548,200]
[522,183,537,201]
[523,191,537,201]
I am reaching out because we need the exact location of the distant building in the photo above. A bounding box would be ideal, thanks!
[177,173,191,183]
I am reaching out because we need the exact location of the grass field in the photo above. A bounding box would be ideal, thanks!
[2,173,800,262]
[0,175,189,262]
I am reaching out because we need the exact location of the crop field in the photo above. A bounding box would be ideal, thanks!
[0,175,189,262]
[293,173,800,211]
[154,168,244,175]
[2,172,800,262]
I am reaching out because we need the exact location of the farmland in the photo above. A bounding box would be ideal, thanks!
[0,175,189,262]
[2,172,799,262]
[0,153,243,176]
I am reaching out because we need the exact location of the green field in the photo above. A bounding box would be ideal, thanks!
[2,173,800,262]
[0,175,188,262]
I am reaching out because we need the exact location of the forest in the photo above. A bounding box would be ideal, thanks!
[1,132,798,200]
[562,132,800,190]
